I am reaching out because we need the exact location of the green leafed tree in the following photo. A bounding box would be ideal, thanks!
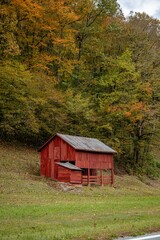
[0,60,39,139]
[0,60,67,144]
[93,49,159,173]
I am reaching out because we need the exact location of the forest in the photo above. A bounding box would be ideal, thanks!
[1,0,160,176]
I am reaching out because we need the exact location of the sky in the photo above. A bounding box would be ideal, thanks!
[117,0,160,19]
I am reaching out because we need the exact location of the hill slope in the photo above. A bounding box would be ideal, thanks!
[0,141,160,240]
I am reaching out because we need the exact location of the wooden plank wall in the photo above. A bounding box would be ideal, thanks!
[57,166,70,182]
[40,136,76,179]
[75,151,113,170]
[40,146,51,177]
[70,171,82,184]
[60,138,75,161]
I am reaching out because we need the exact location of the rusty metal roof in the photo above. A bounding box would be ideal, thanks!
[56,162,82,171]
[57,133,116,153]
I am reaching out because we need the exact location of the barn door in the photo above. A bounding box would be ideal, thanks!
[53,146,60,179]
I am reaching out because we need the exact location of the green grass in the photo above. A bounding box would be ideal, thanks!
[0,141,160,240]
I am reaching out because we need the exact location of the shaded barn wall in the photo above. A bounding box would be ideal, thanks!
[40,136,76,179]
[57,165,82,184]
[57,166,70,182]
[75,151,113,170]
[70,171,82,184]
[40,146,51,178]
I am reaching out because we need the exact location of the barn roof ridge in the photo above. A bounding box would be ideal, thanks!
[38,133,116,153]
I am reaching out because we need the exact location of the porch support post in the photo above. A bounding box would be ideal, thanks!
[111,159,114,186]
[81,171,83,185]
[101,170,104,186]
[88,168,90,186]
[88,157,90,186]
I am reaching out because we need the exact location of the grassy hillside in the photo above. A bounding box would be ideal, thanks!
[0,141,160,240]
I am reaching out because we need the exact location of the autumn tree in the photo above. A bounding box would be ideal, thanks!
[91,49,159,173]
[0,1,20,57]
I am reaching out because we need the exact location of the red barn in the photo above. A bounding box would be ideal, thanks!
[38,133,116,186]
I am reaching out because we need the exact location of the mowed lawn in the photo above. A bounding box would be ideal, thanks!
[0,141,160,240]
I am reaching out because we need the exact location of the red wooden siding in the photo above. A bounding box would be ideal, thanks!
[40,136,76,179]
[57,165,82,184]
[60,138,75,161]
[39,134,115,186]
[75,151,113,170]
[57,166,70,182]
[40,146,51,178]
[70,171,82,184]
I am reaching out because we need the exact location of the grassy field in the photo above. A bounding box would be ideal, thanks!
[0,141,160,240]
